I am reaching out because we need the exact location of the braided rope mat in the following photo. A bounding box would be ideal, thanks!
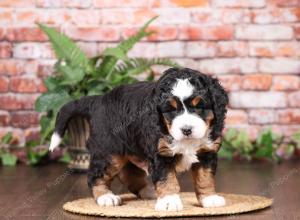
[63,192,272,218]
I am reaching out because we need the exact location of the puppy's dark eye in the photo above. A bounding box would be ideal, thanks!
[161,97,180,113]
[161,106,176,113]
[188,96,206,109]
[160,102,176,113]
[194,108,206,116]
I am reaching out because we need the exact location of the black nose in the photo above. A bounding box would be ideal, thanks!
[181,127,192,136]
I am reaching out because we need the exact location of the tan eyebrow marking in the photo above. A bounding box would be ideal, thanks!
[191,96,201,106]
[169,98,178,109]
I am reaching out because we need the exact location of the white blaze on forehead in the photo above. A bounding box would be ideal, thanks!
[171,79,194,100]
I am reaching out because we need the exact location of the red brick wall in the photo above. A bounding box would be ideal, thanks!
[0,0,300,145]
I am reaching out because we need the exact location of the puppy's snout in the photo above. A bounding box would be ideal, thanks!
[181,126,192,136]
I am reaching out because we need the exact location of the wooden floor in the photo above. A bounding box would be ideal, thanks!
[0,160,299,220]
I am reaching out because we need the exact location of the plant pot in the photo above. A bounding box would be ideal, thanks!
[67,116,90,171]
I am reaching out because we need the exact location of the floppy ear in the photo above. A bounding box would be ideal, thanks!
[207,77,229,141]
[152,84,171,136]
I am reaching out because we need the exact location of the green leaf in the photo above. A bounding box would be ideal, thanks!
[115,58,179,77]
[56,64,85,85]
[1,153,17,166]
[270,130,282,143]
[25,140,40,148]
[224,128,238,141]
[44,76,60,91]
[1,132,13,145]
[27,151,38,165]
[111,74,125,84]
[40,115,53,136]
[237,131,253,153]
[103,47,129,61]
[86,56,101,75]
[291,130,300,149]
[97,16,158,78]
[59,152,71,164]
[218,147,233,160]
[97,56,117,78]
[255,131,273,159]
[38,23,88,68]
[35,90,73,112]
[40,115,57,143]
[27,149,48,165]
[229,130,251,152]
[257,129,270,143]
[117,16,157,53]
[87,83,106,96]
[285,144,295,157]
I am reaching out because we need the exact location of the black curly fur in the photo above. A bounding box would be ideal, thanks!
[193,152,218,175]
[53,67,228,188]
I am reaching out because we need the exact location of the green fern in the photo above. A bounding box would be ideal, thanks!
[38,23,88,68]
[117,16,157,53]
[115,58,179,77]
[97,16,158,79]
[36,17,180,142]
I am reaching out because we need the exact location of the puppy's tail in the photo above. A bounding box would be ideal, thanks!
[49,96,94,152]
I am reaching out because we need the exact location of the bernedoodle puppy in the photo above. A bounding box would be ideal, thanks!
[49,68,229,211]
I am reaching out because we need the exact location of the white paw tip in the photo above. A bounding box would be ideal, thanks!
[155,194,183,211]
[96,193,122,207]
[139,185,156,200]
[201,194,226,208]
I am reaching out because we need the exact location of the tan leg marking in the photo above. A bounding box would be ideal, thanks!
[155,170,180,198]
[191,163,225,207]
[118,162,148,196]
[155,169,183,211]
[92,155,127,199]
[191,164,216,201]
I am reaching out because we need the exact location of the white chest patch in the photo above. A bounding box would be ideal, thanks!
[171,137,213,173]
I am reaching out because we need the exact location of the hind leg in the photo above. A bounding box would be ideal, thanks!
[118,162,156,200]
[88,153,127,206]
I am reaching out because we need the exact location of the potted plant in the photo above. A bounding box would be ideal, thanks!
[35,17,179,170]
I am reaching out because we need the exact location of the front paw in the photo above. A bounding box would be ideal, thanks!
[96,193,122,206]
[201,194,226,208]
[155,194,183,211]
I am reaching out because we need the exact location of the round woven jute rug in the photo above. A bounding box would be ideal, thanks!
[63,192,272,218]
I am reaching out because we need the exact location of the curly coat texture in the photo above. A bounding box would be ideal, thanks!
[52,68,228,190]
